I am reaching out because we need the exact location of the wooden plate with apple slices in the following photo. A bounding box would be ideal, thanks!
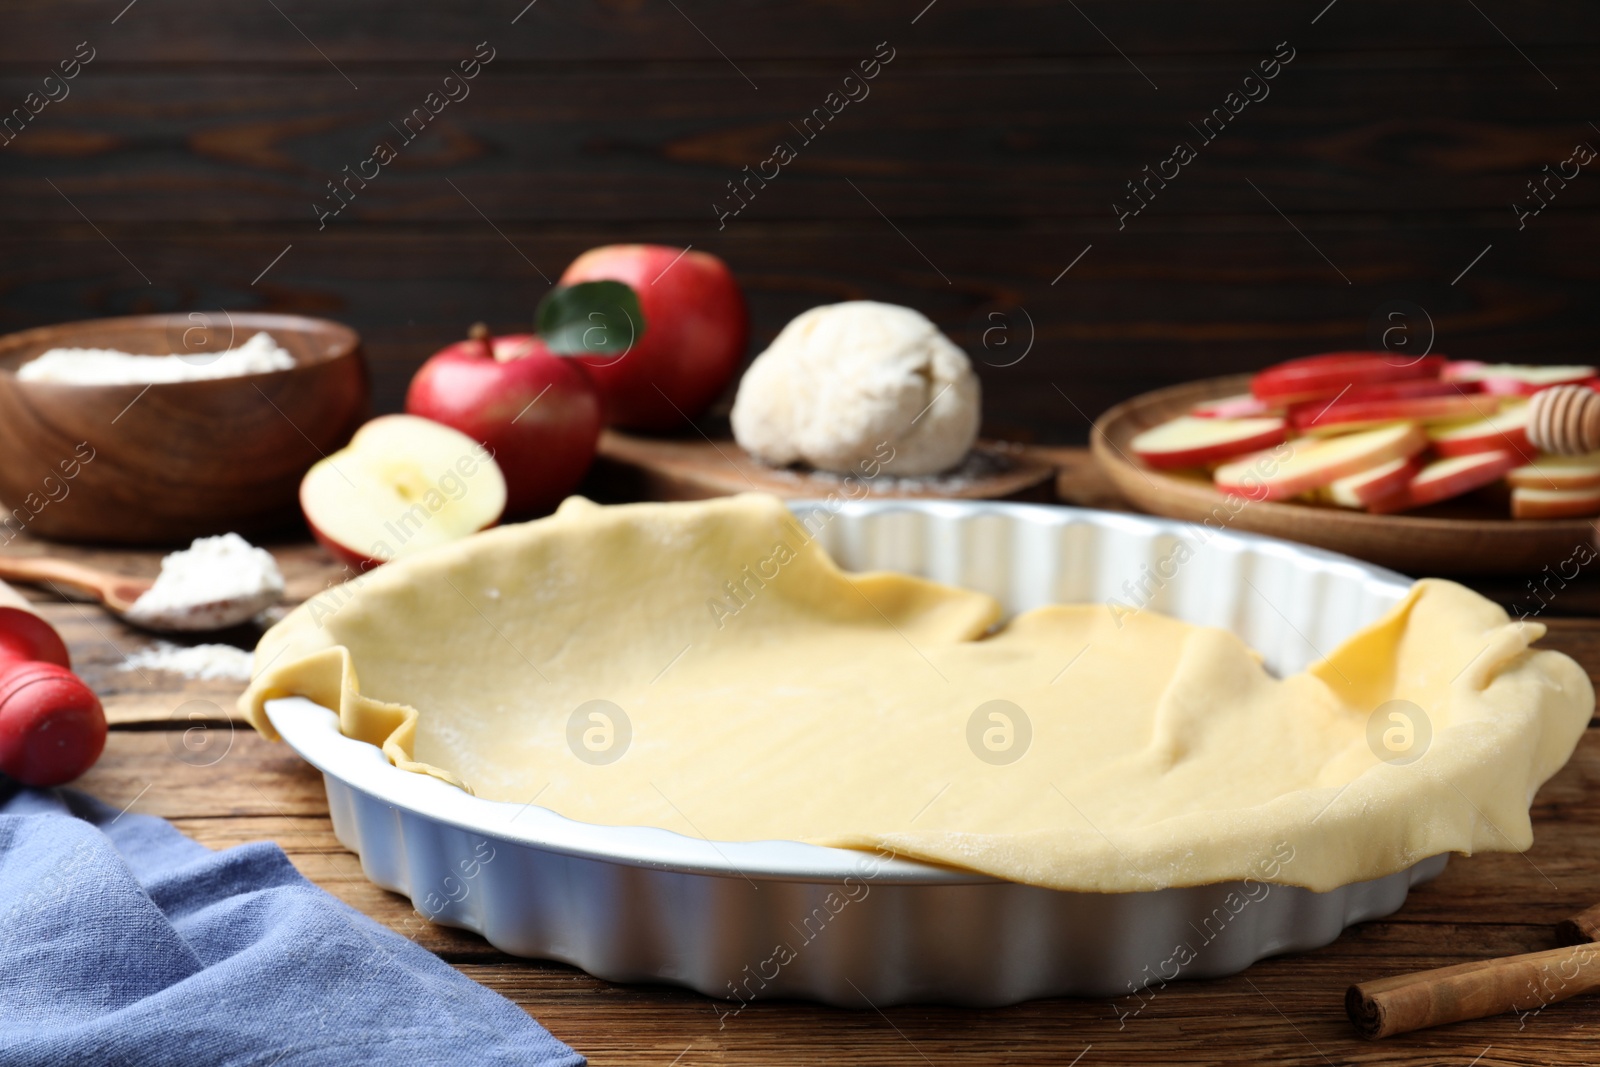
[595,430,1056,502]
[1092,374,1595,576]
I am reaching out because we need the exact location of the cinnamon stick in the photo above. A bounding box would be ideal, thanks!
[1557,902,1600,946]
[1347,941,1600,1039]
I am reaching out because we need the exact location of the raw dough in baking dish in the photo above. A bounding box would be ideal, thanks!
[241,494,1592,893]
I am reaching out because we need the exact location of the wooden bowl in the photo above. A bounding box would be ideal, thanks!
[1092,375,1595,576]
[0,313,368,544]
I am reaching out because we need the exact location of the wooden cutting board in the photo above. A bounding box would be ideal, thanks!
[593,429,1058,502]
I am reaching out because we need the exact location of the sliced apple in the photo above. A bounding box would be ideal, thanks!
[1214,422,1427,501]
[1292,393,1491,434]
[1288,380,1478,429]
[1507,452,1600,491]
[1371,451,1520,514]
[1511,485,1600,520]
[1250,352,1444,405]
[1428,404,1534,459]
[1130,414,1287,470]
[1338,379,1478,402]
[1442,362,1596,396]
[1190,393,1275,419]
[300,414,508,570]
[1325,456,1421,509]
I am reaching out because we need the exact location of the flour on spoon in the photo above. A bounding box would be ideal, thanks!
[125,533,284,631]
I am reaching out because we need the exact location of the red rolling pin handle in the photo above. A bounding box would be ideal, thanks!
[0,606,106,787]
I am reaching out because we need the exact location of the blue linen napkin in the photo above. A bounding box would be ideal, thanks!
[0,786,584,1067]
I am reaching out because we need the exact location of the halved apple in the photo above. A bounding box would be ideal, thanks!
[1428,404,1534,459]
[1371,451,1520,514]
[1214,422,1426,501]
[300,414,508,570]
[1325,456,1421,509]
[1507,453,1600,491]
[1441,362,1596,396]
[1511,485,1600,520]
[1130,414,1287,470]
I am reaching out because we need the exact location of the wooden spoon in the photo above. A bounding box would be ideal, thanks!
[0,557,152,615]
[0,556,273,631]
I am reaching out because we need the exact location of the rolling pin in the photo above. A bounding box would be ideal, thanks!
[0,578,106,786]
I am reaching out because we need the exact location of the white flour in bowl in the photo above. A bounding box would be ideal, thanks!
[125,533,285,631]
[17,331,295,384]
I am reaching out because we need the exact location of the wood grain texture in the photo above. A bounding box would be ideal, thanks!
[1,3,1598,444]
[2,220,1596,428]
[8,0,1600,62]
[5,56,1599,224]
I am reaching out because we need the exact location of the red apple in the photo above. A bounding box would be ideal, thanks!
[1371,451,1520,514]
[1325,456,1422,509]
[1512,485,1600,520]
[1428,404,1534,459]
[1251,352,1445,405]
[1214,422,1426,501]
[558,244,749,430]
[301,415,508,570]
[1130,415,1287,470]
[407,326,602,516]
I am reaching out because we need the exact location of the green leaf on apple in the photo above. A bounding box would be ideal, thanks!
[536,281,647,358]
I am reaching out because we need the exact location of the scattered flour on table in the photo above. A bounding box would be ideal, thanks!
[17,331,295,385]
[121,642,255,683]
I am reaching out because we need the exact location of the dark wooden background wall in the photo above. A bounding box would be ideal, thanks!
[2,1,1596,442]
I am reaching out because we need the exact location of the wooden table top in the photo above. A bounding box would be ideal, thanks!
[13,448,1600,1066]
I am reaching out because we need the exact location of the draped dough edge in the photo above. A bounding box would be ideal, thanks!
[239,496,1596,894]
[823,582,1594,893]
[242,644,469,792]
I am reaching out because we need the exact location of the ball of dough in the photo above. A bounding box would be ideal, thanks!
[730,301,981,477]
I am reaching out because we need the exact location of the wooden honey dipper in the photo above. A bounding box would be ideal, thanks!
[1526,384,1600,455]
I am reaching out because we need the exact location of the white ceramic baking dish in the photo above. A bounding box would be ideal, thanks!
[266,499,1446,1006]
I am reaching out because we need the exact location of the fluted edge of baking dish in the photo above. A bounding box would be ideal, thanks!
[267,499,1445,1005]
